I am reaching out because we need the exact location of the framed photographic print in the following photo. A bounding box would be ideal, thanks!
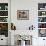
[17,10,29,20]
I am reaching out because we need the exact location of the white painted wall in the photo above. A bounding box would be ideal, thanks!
[11,0,38,30]
[11,0,46,46]
[11,0,46,30]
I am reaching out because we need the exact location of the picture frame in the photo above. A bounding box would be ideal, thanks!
[17,10,29,20]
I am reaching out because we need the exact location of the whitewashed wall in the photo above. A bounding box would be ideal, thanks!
[11,0,46,46]
[11,0,38,30]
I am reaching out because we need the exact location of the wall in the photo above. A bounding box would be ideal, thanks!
[11,0,38,30]
[11,0,38,45]
[11,0,46,46]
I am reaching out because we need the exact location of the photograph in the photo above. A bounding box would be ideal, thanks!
[17,10,29,20]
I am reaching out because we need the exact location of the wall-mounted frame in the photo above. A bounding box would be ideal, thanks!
[17,10,29,20]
